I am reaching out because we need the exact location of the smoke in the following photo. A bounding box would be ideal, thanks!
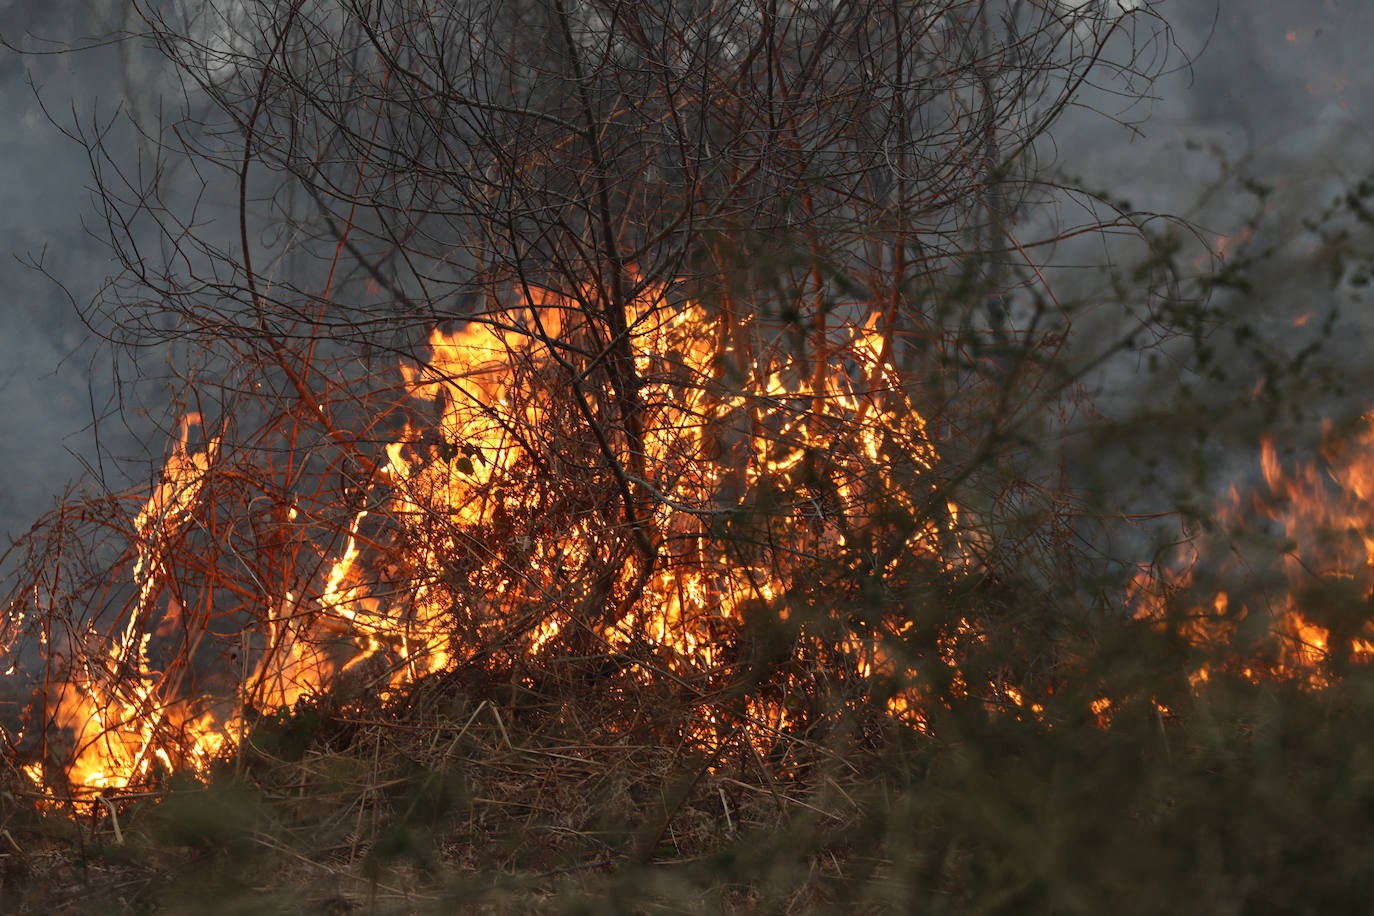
[0,2,117,535]
[0,0,205,541]
[3,0,1374,540]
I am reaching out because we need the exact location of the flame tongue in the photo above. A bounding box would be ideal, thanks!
[21,280,966,798]
[45,275,1374,802]
[385,286,953,671]
[45,273,1374,800]
[25,414,225,795]
[1137,421,1374,689]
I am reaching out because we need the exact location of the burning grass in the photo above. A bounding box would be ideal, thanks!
[0,276,991,804]
[8,277,1374,910]
[0,660,911,912]
[0,263,1091,908]
[9,614,1374,913]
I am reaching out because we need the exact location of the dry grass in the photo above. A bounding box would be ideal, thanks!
[9,603,1374,914]
[0,655,904,914]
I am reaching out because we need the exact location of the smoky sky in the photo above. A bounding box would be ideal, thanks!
[1,0,1372,540]
[0,0,125,536]
[1065,3,1374,207]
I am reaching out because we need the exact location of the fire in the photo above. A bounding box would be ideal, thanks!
[20,415,226,795]
[21,267,1374,803]
[11,276,972,799]
[1137,419,1374,688]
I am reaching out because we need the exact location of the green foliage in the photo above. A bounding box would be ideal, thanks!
[246,701,325,763]
[143,776,262,861]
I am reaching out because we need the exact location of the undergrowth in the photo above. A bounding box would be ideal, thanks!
[5,588,1374,915]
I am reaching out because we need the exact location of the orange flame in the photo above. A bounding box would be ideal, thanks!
[18,277,972,798]
[1136,419,1374,688]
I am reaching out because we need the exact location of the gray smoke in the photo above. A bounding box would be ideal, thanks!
[2,0,1374,540]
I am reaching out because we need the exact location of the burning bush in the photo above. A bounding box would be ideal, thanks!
[1,272,1005,800]
[0,0,1154,805]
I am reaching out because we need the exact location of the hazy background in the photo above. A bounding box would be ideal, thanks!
[1,0,1371,539]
